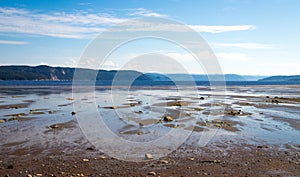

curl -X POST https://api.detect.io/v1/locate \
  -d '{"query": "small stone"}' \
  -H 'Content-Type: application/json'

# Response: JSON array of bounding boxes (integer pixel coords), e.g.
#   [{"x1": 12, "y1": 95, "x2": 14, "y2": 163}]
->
[
  {"x1": 160, "y1": 160, "x2": 168, "y2": 164},
  {"x1": 0, "y1": 119, "x2": 6, "y2": 123},
  {"x1": 145, "y1": 153, "x2": 153, "y2": 160},
  {"x1": 147, "y1": 171, "x2": 156, "y2": 175},
  {"x1": 257, "y1": 145, "x2": 269, "y2": 149},
  {"x1": 163, "y1": 115, "x2": 173, "y2": 122},
  {"x1": 36, "y1": 174, "x2": 43, "y2": 177},
  {"x1": 213, "y1": 160, "x2": 221, "y2": 163},
  {"x1": 71, "y1": 112, "x2": 76, "y2": 115},
  {"x1": 194, "y1": 107, "x2": 204, "y2": 111},
  {"x1": 48, "y1": 110, "x2": 55, "y2": 114},
  {"x1": 99, "y1": 155, "x2": 106, "y2": 159},
  {"x1": 200, "y1": 97, "x2": 205, "y2": 100},
  {"x1": 135, "y1": 110, "x2": 143, "y2": 114},
  {"x1": 49, "y1": 124, "x2": 59, "y2": 129},
  {"x1": 26, "y1": 175, "x2": 32, "y2": 177},
  {"x1": 229, "y1": 110, "x2": 240, "y2": 116},
  {"x1": 82, "y1": 158, "x2": 89, "y2": 162},
  {"x1": 129, "y1": 103, "x2": 136, "y2": 107},
  {"x1": 214, "y1": 124, "x2": 222, "y2": 128},
  {"x1": 137, "y1": 132, "x2": 143, "y2": 135},
  {"x1": 189, "y1": 157, "x2": 195, "y2": 161}
]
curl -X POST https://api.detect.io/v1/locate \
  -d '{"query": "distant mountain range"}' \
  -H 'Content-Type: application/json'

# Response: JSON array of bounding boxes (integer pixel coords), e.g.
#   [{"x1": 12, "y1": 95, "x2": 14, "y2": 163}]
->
[
  {"x1": 145, "y1": 73, "x2": 266, "y2": 81},
  {"x1": 258, "y1": 75, "x2": 300, "y2": 82},
  {"x1": 0, "y1": 65, "x2": 296, "y2": 82},
  {"x1": 0, "y1": 65, "x2": 150, "y2": 81}
]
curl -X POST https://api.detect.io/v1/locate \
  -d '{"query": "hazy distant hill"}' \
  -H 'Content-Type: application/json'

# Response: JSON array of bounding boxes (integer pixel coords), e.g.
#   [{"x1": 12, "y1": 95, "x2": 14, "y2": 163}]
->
[
  {"x1": 241, "y1": 75, "x2": 268, "y2": 81},
  {"x1": 0, "y1": 65, "x2": 151, "y2": 81},
  {"x1": 146, "y1": 73, "x2": 260, "y2": 81},
  {"x1": 0, "y1": 65, "x2": 272, "y2": 82},
  {"x1": 258, "y1": 75, "x2": 300, "y2": 82}
]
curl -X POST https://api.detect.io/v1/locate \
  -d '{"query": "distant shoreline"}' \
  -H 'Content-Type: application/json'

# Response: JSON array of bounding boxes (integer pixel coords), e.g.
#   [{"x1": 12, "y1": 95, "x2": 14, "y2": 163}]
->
[{"x1": 1, "y1": 80, "x2": 300, "y2": 87}]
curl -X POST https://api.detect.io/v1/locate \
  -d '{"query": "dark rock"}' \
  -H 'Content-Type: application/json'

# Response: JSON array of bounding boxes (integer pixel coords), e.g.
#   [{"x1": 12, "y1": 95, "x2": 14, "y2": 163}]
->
[
  {"x1": 86, "y1": 147, "x2": 95, "y2": 151},
  {"x1": 257, "y1": 145, "x2": 269, "y2": 149},
  {"x1": 135, "y1": 110, "x2": 143, "y2": 114},
  {"x1": 7, "y1": 165, "x2": 13, "y2": 169}
]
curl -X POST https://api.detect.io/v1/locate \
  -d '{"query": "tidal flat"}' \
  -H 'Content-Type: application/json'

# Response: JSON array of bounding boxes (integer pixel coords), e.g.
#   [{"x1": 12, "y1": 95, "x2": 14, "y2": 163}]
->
[{"x1": 0, "y1": 85, "x2": 299, "y2": 176}]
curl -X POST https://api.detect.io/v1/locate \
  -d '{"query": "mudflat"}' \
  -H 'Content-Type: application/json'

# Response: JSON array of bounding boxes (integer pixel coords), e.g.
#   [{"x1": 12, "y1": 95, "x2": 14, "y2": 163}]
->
[{"x1": 0, "y1": 86, "x2": 299, "y2": 176}]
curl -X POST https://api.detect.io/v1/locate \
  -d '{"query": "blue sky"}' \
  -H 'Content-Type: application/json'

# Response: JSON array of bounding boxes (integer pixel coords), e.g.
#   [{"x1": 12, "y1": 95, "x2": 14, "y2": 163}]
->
[{"x1": 0, "y1": 0, "x2": 299, "y2": 75}]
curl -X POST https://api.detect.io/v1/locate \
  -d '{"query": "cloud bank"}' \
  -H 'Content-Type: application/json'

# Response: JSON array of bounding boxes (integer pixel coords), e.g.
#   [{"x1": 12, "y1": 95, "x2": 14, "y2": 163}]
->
[{"x1": 0, "y1": 7, "x2": 256, "y2": 39}]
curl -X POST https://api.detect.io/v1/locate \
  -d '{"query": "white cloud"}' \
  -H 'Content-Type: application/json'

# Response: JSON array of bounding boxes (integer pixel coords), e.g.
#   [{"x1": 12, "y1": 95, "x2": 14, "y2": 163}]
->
[
  {"x1": 101, "y1": 60, "x2": 120, "y2": 70},
  {"x1": 39, "y1": 62, "x2": 50, "y2": 66},
  {"x1": 129, "y1": 8, "x2": 167, "y2": 17},
  {"x1": 39, "y1": 12, "x2": 126, "y2": 25},
  {"x1": 0, "y1": 7, "x2": 256, "y2": 39},
  {"x1": 0, "y1": 7, "x2": 28, "y2": 15},
  {"x1": 216, "y1": 53, "x2": 250, "y2": 61},
  {"x1": 213, "y1": 42, "x2": 271, "y2": 49},
  {"x1": 112, "y1": 20, "x2": 255, "y2": 34},
  {"x1": 0, "y1": 7, "x2": 123, "y2": 39},
  {"x1": 189, "y1": 25, "x2": 255, "y2": 33},
  {"x1": 78, "y1": 2, "x2": 92, "y2": 6},
  {"x1": 0, "y1": 40, "x2": 28, "y2": 45},
  {"x1": 260, "y1": 62, "x2": 300, "y2": 75}
]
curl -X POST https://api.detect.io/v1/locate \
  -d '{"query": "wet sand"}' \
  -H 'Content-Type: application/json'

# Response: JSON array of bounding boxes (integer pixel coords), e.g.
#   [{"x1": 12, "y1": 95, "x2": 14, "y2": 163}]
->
[{"x1": 0, "y1": 85, "x2": 300, "y2": 176}]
